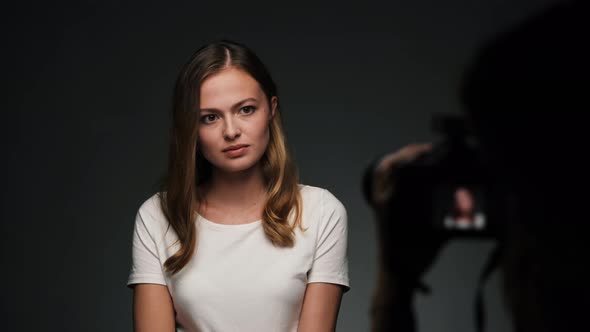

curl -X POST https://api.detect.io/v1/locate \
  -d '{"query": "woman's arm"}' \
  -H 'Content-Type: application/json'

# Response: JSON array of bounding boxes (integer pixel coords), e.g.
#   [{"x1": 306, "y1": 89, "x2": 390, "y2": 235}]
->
[
  {"x1": 297, "y1": 282, "x2": 344, "y2": 332},
  {"x1": 132, "y1": 284, "x2": 176, "y2": 332}
]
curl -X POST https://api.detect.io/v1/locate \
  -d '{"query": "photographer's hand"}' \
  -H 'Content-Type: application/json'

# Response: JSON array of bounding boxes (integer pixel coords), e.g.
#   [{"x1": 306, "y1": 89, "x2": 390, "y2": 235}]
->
[{"x1": 371, "y1": 143, "x2": 433, "y2": 210}]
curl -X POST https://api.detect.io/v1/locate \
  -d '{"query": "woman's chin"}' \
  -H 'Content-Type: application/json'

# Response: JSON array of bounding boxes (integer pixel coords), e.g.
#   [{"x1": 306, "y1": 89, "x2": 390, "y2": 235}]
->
[{"x1": 214, "y1": 161, "x2": 260, "y2": 174}]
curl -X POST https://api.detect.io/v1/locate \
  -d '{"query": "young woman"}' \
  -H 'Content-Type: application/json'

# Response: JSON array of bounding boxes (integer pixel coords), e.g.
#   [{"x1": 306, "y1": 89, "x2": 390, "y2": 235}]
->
[{"x1": 126, "y1": 40, "x2": 350, "y2": 332}]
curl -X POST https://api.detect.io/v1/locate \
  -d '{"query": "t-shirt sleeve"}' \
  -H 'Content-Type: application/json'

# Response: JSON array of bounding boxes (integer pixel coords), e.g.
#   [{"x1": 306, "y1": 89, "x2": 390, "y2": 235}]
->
[
  {"x1": 307, "y1": 189, "x2": 351, "y2": 293},
  {"x1": 127, "y1": 207, "x2": 167, "y2": 288}
]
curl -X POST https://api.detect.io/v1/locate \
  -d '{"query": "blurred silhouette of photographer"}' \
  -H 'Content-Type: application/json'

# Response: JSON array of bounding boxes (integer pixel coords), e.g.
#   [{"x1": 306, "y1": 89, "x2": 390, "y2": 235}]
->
[{"x1": 363, "y1": 1, "x2": 589, "y2": 331}]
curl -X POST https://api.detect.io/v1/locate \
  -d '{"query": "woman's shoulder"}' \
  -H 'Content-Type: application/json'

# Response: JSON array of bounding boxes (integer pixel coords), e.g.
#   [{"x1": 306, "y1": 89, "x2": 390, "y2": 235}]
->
[
  {"x1": 298, "y1": 183, "x2": 346, "y2": 212},
  {"x1": 298, "y1": 183, "x2": 325, "y2": 200},
  {"x1": 297, "y1": 184, "x2": 348, "y2": 236},
  {"x1": 135, "y1": 191, "x2": 170, "y2": 233},
  {"x1": 137, "y1": 191, "x2": 165, "y2": 215}
]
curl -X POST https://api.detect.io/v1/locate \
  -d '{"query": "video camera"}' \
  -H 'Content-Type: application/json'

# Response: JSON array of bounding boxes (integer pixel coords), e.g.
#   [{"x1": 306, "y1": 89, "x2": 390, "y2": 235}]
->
[{"x1": 390, "y1": 113, "x2": 512, "y2": 240}]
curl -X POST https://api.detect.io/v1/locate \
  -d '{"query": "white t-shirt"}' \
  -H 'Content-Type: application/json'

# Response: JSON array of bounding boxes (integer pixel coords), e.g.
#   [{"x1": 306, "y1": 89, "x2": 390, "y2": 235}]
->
[
  {"x1": 443, "y1": 213, "x2": 486, "y2": 230},
  {"x1": 127, "y1": 184, "x2": 350, "y2": 332}
]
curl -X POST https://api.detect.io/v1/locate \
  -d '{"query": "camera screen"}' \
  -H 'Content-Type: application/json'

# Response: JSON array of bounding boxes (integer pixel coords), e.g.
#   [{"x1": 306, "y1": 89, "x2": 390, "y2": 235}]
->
[{"x1": 433, "y1": 183, "x2": 487, "y2": 232}]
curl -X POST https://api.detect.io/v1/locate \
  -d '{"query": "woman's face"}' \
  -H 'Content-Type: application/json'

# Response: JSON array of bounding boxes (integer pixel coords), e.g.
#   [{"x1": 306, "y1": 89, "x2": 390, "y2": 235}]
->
[
  {"x1": 198, "y1": 66, "x2": 276, "y2": 175},
  {"x1": 455, "y1": 188, "x2": 474, "y2": 214}
]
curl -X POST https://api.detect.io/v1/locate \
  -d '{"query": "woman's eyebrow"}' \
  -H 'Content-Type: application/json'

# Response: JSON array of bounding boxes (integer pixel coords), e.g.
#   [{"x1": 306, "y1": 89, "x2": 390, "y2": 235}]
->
[
  {"x1": 200, "y1": 98, "x2": 258, "y2": 113},
  {"x1": 233, "y1": 97, "x2": 258, "y2": 108}
]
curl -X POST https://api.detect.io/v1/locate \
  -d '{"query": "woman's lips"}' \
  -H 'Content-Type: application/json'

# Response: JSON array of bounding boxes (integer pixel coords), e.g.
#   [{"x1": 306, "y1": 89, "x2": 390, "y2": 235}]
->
[{"x1": 223, "y1": 145, "x2": 248, "y2": 157}]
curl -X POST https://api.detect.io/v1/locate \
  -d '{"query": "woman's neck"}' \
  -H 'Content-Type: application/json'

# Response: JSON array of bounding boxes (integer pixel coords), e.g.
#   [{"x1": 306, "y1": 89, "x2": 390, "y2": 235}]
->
[{"x1": 203, "y1": 163, "x2": 267, "y2": 208}]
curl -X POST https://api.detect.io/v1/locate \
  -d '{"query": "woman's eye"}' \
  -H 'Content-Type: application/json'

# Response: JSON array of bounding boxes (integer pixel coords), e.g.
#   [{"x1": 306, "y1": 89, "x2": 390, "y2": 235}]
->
[
  {"x1": 239, "y1": 106, "x2": 256, "y2": 114},
  {"x1": 200, "y1": 114, "x2": 218, "y2": 124}
]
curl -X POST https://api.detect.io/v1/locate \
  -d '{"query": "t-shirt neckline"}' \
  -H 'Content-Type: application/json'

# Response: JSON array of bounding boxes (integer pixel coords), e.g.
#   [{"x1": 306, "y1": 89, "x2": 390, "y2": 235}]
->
[{"x1": 197, "y1": 213, "x2": 262, "y2": 229}]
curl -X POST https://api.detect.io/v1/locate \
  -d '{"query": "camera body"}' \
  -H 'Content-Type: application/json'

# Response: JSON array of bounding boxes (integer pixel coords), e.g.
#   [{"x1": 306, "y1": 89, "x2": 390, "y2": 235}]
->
[{"x1": 392, "y1": 114, "x2": 510, "y2": 239}]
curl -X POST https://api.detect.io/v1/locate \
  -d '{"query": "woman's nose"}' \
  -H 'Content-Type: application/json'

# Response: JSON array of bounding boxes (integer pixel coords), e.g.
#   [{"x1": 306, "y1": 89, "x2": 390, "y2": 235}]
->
[{"x1": 223, "y1": 118, "x2": 241, "y2": 140}]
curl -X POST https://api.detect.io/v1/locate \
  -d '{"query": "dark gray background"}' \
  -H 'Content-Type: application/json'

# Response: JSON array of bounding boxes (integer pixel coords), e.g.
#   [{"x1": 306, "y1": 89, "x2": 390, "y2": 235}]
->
[{"x1": 3, "y1": 0, "x2": 560, "y2": 331}]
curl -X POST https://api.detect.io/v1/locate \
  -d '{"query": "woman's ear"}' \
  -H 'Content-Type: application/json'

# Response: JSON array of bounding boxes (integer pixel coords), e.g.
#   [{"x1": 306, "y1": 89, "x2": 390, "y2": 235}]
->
[{"x1": 270, "y1": 96, "x2": 278, "y2": 120}]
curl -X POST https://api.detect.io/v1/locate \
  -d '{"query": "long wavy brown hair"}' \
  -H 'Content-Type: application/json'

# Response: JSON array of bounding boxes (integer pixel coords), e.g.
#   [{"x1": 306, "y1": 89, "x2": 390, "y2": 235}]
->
[{"x1": 155, "y1": 40, "x2": 305, "y2": 275}]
